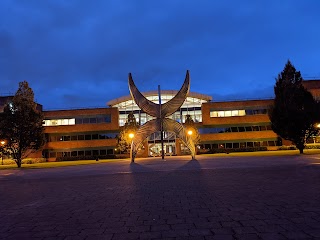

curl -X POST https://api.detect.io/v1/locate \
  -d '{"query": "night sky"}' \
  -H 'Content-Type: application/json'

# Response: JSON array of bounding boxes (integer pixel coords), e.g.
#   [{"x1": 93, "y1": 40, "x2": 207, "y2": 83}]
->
[{"x1": 1, "y1": 1, "x2": 320, "y2": 110}]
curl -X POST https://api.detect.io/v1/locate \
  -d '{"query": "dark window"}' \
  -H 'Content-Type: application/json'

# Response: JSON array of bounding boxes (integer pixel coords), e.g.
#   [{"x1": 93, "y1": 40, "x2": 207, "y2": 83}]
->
[
  {"x1": 71, "y1": 135, "x2": 77, "y2": 141},
  {"x1": 231, "y1": 127, "x2": 238, "y2": 132},
  {"x1": 261, "y1": 141, "x2": 268, "y2": 146},
  {"x1": 78, "y1": 135, "x2": 84, "y2": 140},
  {"x1": 252, "y1": 126, "x2": 260, "y2": 131},
  {"x1": 71, "y1": 151, "x2": 77, "y2": 156},
  {"x1": 78, "y1": 151, "x2": 84, "y2": 156},
  {"x1": 233, "y1": 143, "x2": 239, "y2": 148},
  {"x1": 100, "y1": 149, "x2": 106, "y2": 155},
  {"x1": 245, "y1": 126, "x2": 252, "y2": 132},
  {"x1": 254, "y1": 142, "x2": 260, "y2": 147},
  {"x1": 57, "y1": 136, "x2": 63, "y2": 141},
  {"x1": 99, "y1": 134, "x2": 106, "y2": 139},
  {"x1": 90, "y1": 118, "x2": 97, "y2": 123},
  {"x1": 85, "y1": 135, "x2": 91, "y2": 140},
  {"x1": 225, "y1": 128, "x2": 232, "y2": 132},
  {"x1": 85, "y1": 150, "x2": 91, "y2": 156},
  {"x1": 63, "y1": 136, "x2": 71, "y2": 141},
  {"x1": 240, "y1": 142, "x2": 246, "y2": 148},
  {"x1": 63, "y1": 152, "x2": 71, "y2": 157},
  {"x1": 75, "y1": 118, "x2": 83, "y2": 124},
  {"x1": 97, "y1": 117, "x2": 104, "y2": 123},
  {"x1": 92, "y1": 134, "x2": 99, "y2": 140},
  {"x1": 92, "y1": 150, "x2": 99, "y2": 156},
  {"x1": 238, "y1": 127, "x2": 245, "y2": 132},
  {"x1": 266, "y1": 125, "x2": 272, "y2": 130},
  {"x1": 247, "y1": 142, "x2": 254, "y2": 147},
  {"x1": 217, "y1": 128, "x2": 225, "y2": 133},
  {"x1": 226, "y1": 143, "x2": 232, "y2": 148},
  {"x1": 83, "y1": 118, "x2": 90, "y2": 124},
  {"x1": 107, "y1": 149, "x2": 113, "y2": 154},
  {"x1": 204, "y1": 144, "x2": 211, "y2": 149},
  {"x1": 49, "y1": 152, "x2": 56, "y2": 158},
  {"x1": 56, "y1": 152, "x2": 63, "y2": 157},
  {"x1": 259, "y1": 126, "x2": 267, "y2": 131},
  {"x1": 212, "y1": 144, "x2": 218, "y2": 149},
  {"x1": 246, "y1": 110, "x2": 253, "y2": 115},
  {"x1": 105, "y1": 115, "x2": 111, "y2": 123},
  {"x1": 268, "y1": 141, "x2": 275, "y2": 146}
]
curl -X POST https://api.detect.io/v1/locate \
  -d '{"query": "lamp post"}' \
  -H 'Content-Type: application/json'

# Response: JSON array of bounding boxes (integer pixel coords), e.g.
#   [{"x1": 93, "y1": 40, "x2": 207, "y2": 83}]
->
[
  {"x1": 129, "y1": 133, "x2": 135, "y2": 163},
  {"x1": 1, "y1": 140, "x2": 5, "y2": 165}
]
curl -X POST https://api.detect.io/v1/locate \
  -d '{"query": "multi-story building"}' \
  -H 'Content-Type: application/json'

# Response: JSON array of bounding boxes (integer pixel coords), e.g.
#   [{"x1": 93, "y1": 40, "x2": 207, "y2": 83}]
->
[{"x1": 1, "y1": 80, "x2": 319, "y2": 161}]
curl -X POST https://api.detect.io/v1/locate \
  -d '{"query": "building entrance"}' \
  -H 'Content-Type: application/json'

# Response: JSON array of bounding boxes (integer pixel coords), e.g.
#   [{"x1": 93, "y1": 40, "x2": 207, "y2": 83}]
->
[{"x1": 148, "y1": 131, "x2": 176, "y2": 157}]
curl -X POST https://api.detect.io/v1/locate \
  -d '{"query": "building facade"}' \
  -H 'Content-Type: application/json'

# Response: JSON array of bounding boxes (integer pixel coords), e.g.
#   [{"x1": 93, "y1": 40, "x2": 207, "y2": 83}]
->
[{"x1": 1, "y1": 80, "x2": 319, "y2": 161}]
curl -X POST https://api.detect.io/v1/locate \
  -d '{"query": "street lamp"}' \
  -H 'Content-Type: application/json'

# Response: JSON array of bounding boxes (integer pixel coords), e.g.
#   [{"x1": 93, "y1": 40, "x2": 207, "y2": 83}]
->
[
  {"x1": 1, "y1": 140, "x2": 5, "y2": 165},
  {"x1": 187, "y1": 130, "x2": 193, "y2": 136}
]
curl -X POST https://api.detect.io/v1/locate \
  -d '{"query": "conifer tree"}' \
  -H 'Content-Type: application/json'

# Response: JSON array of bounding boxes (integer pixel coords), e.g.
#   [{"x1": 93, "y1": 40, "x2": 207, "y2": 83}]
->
[{"x1": 269, "y1": 60, "x2": 318, "y2": 153}]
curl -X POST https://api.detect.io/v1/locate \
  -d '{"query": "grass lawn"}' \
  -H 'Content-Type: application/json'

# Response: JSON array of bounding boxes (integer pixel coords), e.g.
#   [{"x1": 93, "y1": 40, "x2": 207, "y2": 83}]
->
[
  {"x1": 0, "y1": 158, "x2": 128, "y2": 170},
  {"x1": 1, "y1": 149, "x2": 320, "y2": 170}
]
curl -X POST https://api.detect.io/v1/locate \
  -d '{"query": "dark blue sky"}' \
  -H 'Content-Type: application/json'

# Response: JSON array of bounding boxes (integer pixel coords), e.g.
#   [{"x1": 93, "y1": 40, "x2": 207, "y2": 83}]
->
[{"x1": 1, "y1": 1, "x2": 320, "y2": 110}]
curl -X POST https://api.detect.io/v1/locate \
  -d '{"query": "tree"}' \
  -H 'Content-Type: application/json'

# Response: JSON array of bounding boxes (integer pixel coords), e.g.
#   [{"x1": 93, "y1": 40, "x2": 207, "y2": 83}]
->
[
  {"x1": 0, "y1": 81, "x2": 45, "y2": 167},
  {"x1": 117, "y1": 112, "x2": 139, "y2": 153},
  {"x1": 269, "y1": 60, "x2": 318, "y2": 154}
]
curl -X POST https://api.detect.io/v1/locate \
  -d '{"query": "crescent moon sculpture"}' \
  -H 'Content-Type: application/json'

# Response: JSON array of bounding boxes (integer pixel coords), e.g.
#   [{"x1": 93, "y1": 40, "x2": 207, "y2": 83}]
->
[
  {"x1": 128, "y1": 71, "x2": 190, "y2": 118},
  {"x1": 128, "y1": 70, "x2": 196, "y2": 162}
]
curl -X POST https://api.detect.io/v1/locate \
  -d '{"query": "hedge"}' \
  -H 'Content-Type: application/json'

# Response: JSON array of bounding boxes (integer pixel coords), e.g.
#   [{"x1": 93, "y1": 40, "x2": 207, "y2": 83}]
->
[
  {"x1": 56, "y1": 154, "x2": 124, "y2": 162},
  {"x1": 199, "y1": 147, "x2": 268, "y2": 154}
]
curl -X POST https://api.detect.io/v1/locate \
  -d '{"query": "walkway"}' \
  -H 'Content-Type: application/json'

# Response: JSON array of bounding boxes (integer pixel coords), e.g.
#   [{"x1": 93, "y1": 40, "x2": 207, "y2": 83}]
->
[{"x1": 1, "y1": 154, "x2": 320, "y2": 239}]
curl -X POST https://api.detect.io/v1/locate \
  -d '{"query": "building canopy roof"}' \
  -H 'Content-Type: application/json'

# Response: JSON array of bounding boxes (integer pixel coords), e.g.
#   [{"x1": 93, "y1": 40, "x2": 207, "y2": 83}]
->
[{"x1": 107, "y1": 90, "x2": 212, "y2": 109}]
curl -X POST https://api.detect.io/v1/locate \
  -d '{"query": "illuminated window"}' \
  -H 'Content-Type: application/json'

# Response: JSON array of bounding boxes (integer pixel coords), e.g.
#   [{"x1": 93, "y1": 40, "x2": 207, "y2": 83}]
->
[
  {"x1": 43, "y1": 118, "x2": 76, "y2": 126},
  {"x1": 210, "y1": 110, "x2": 246, "y2": 118}
]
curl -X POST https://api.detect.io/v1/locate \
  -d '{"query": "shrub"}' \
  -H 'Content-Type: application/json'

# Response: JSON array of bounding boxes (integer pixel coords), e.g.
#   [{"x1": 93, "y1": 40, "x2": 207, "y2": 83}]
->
[
  {"x1": 55, "y1": 154, "x2": 125, "y2": 162},
  {"x1": 21, "y1": 158, "x2": 46, "y2": 164},
  {"x1": 278, "y1": 145, "x2": 297, "y2": 150},
  {"x1": 200, "y1": 147, "x2": 267, "y2": 154}
]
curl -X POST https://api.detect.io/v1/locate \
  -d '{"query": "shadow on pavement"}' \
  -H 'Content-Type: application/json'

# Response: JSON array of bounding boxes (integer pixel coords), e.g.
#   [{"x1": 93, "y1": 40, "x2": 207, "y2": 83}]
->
[
  {"x1": 129, "y1": 162, "x2": 154, "y2": 173},
  {"x1": 176, "y1": 159, "x2": 202, "y2": 171}
]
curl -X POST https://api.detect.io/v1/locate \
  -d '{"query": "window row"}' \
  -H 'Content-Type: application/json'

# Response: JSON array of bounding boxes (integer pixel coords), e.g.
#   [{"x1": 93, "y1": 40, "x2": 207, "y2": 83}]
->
[
  {"x1": 199, "y1": 125, "x2": 272, "y2": 134},
  {"x1": 48, "y1": 149, "x2": 115, "y2": 158},
  {"x1": 199, "y1": 140, "x2": 280, "y2": 149},
  {"x1": 119, "y1": 109, "x2": 202, "y2": 126},
  {"x1": 43, "y1": 115, "x2": 112, "y2": 126},
  {"x1": 43, "y1": 119, "x2": 75, "y2": 126},
  {"x1": 210, "y1": 108, "x2": 268, "y2": 118},
  {"x1": 48, "y1": 133, "x2": 118, "y2": 142},
  {"x1": 75, "y1": 115, "x2": 111, "y2": 124}
]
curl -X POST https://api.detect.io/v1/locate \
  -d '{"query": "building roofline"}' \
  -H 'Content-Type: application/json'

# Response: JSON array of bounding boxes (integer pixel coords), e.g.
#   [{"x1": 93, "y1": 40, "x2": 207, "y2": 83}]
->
[{"x1": 107, "y1": 90, "x2": 212, "y2": 106}]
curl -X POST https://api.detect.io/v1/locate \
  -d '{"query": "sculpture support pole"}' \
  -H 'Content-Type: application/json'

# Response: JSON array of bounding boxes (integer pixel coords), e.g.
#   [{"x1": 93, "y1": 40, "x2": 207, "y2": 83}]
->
[
  {"x1": 130, "y1": 140, "x2": 134, "y2": 163},
  {"x1": 158, "y1": 85, "x2": 165, "y2": 160}
]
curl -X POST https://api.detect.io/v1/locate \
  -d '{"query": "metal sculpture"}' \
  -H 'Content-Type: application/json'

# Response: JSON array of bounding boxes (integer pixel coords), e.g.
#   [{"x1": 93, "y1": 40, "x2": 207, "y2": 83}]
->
[{"x1": 128, "y1": 70, "x2": 196, "y2": 162}]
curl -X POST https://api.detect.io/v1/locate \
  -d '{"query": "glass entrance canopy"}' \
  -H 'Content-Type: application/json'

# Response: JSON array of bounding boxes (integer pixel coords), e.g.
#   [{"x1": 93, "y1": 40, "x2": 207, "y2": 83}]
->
[{"x1": 107, "y1": 91, "x2": 212, "y2": 126}]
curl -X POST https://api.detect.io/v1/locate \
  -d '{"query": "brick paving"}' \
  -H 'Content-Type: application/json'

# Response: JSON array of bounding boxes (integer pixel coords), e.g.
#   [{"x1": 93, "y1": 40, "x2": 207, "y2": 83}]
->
[{"x1": 0, "y1": 155, "x2": 320, "y2": 240}]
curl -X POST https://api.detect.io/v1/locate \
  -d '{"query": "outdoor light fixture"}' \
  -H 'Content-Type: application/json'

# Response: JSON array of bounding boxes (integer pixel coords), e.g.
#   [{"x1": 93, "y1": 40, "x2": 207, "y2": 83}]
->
[
  {"x1": 0, "y1": 140, "x2": 5, "y2": 165},
  {"x1": 187, "y1": 130, "x2": 193, "y2": 136},
  {"x1": 317, "y1": 123, "x2": 320, "y2": 128},
  {"x1": 129, "y1": 133, "x2": 135, "y2": 139}
]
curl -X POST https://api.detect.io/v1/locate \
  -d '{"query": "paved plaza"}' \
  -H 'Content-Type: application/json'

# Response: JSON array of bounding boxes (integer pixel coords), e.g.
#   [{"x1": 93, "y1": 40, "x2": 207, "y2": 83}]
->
[{"x1": 0, "y1": 154, "x2": 320, "y2": 240}]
